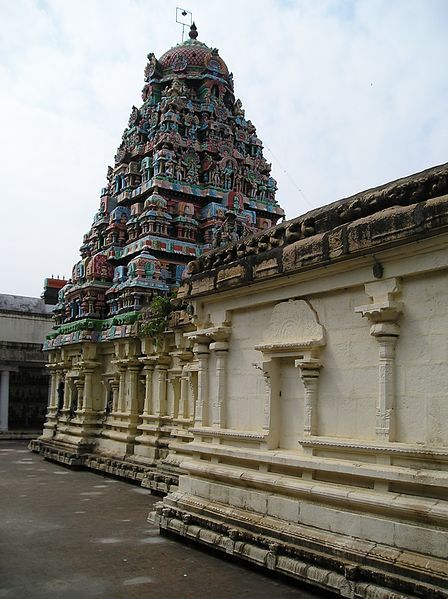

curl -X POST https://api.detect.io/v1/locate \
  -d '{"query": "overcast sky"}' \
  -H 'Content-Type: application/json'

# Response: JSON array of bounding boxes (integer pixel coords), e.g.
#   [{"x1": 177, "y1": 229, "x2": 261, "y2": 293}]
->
[{"x1": 1, "y1": 0, "x2": 447, "y2": 297}]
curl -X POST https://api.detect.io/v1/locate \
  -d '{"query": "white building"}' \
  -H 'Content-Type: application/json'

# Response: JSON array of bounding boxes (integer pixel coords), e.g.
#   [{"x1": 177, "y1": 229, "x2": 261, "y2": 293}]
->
[{"x1": 0, "y1": 295, "x2": 53, "y2": 433}]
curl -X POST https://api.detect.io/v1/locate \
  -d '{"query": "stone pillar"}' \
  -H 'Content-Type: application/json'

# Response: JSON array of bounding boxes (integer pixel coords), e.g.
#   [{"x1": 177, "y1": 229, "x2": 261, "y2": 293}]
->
[
  {"x1": 210, "y1": 341, "x2": 228, "y2": 428},
  {"x1": 179, "y1": 366, "x2": 190, "y2": 420},
  {"x1": 48, "y1": 369, "x2": 58, "y2": 410},
  {"x1": 63, "y1": 377, "x2": 72, "y2": 411},
  {"x1": 111, "y1": 378, "x2": 119, "y2": 413},
  {"x1": 42, "y1": 363, "x2": 59, "y2": 437},
  {"x1": 169, "y1": 373, "x2": 181, "y2": 420},
  {"x1": 101, "y1": 379, "x2": 110, "y2": 413},
  {"x1": 154, "y1": 363, "x2": 168, "y2": 417},
  {"x1": 45, "y1": 366, "x2": 60, "y2": 418},
  {"x1": 118, "y1": 365, "x2": 127, "y2": 413},
  {"x1": 260, "y1": 360, "x2": 281, "y2": 450},
  {"x1": 355, "y1": 278, "x2": 402, "y2": 442},
  {"x1": 187, "y1": 372, "x2": 197, "y2": 420},
  {"x1": 128, "y1": 365, "x2": 141, "y2": 414},
  {"x1": 0, "y1": 370, "x2": 10, "y2": 432},
  {"x1": 55, "y1": 371, "x2": 64, "y2": 413},
  {"x1": 193, "y1": 342, "x2": 210, "y2": 426},
  {"x1": 371, "y1": 323, "x2": 400, "y2": 441},
  {"x1": 61, "y1": 371, "x2": 73, "y2": 412},
  {"x1": 83, "y1": 369, "x2": 94, "y2": 412},
  {"x1": 295, "y1": 361, "x2": 322, "y2": 437},
  {"x1": 142, "y1": 365, "x2": 154, "y2": 415},
  {"x1": 74, "y1": 378, "x2": 85, "y2": 414}
]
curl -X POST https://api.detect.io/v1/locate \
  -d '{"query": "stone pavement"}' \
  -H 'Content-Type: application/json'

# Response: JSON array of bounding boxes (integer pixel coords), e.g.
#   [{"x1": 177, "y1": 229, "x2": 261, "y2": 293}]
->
[{"x1": 0, "y1": 441, "x2": 325, "y2": 599}]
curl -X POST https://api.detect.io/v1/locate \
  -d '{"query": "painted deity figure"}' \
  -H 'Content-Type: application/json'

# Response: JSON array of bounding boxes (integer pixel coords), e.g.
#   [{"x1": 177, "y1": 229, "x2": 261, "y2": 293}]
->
[
  {"x1": 166, "y1": 77, "x2": 186, "y2": 98},
  {"x1": 127, "y1": 263, "x2": 136, "y2": 279},
  {"x1": 144, "y1": 262, "x2": 155, "y2": 278},
  {"x1": 176, "y1": 160, "x2": 185, "y2": 182},
  {"x1": 234, "y1": 98, "x2": 245, "y2": 117},
  {"x1": 212, "y1": 166, "x2": 222, "y2": 187},
  {"x1": 188, "y1": 116, "x2": 199, "y2": 140},
  {"x1": 235, "y1": 172, "x2": 244, "y2": 192},
  {"x1": 223, "y1": 163, "x2": 234, "y2": 190},
  {"x1": 166, "y1": 160, "x2": 175, "y2": 178},
  {"x1": 186, "y1": 163, "x2": 199, "y2": 184}
]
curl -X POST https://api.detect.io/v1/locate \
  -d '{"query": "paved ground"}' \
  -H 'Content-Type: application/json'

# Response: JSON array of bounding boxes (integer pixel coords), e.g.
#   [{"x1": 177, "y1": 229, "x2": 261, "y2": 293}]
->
[{"x1": 0, "y1": 441, "x2": 325, "y2": 599}]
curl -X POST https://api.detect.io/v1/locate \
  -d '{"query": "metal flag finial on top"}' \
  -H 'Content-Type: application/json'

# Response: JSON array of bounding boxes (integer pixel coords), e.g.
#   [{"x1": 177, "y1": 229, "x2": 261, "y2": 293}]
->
[{"x1": 176, "y1": 7, "x2": 193, "y2": 42}]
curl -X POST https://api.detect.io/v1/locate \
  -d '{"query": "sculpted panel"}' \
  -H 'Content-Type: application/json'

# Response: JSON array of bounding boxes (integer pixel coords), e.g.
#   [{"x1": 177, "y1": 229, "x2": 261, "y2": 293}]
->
[{"x1": 264, "y1": 300, "x2": 324, "y2": 347}]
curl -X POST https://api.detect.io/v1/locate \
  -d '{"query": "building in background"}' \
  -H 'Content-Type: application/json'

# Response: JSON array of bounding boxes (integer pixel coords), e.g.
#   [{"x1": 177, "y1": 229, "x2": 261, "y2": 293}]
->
[{"x1": 0, "y1": 278, "x2": 65, "y2": 435}]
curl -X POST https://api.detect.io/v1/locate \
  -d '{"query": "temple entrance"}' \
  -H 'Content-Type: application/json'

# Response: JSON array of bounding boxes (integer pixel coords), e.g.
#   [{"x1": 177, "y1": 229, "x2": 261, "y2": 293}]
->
[
  {"x1": 278, "y1": 358, "x2": 303, "y2": 450},
  {"x1": 8, "y1": 369, "x2": 49, "y2": 430}
]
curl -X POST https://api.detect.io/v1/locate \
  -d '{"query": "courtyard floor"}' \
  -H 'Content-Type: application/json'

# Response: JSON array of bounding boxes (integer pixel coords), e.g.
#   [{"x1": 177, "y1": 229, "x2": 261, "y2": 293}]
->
[{"x1": 0, "y1": 441, "x2": 325, "y2": 599}]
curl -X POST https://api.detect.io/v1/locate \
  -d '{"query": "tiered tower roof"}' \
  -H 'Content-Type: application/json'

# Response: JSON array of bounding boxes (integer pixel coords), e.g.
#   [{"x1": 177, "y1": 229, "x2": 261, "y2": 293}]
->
[{"x1": 49, "y1": 24, "x2": 284, "y2": 347}]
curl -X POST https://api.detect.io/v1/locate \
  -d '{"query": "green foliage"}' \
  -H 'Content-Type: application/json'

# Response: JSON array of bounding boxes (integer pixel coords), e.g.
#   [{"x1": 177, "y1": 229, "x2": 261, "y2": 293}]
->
[{"x1": 140, "y1": 295, "x2": 172, "y2": 340}]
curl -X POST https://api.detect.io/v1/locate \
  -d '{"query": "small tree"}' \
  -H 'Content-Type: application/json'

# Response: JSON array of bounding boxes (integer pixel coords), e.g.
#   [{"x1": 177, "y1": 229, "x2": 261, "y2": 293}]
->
[{"x1": 140, "y1": 294, "x2": 172, "y2": 341}]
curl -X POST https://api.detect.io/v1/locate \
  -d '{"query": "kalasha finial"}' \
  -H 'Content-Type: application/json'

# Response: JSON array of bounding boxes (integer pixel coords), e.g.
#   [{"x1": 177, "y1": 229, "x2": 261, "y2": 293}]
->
[{"x1": 189, "y1": 22, "x2": 198, "y2": 39}]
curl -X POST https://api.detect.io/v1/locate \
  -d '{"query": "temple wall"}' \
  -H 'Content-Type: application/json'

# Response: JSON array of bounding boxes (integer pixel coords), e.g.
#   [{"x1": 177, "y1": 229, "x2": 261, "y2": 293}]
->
[
  {"x1": 224, "y1": 288, "x2": 380, "y2": 440},
  {"x1": 192, "y1": 241, "x2": 448, "y2": 448},
  {"x1": 308, "y1": 288, "x2": 378, "y2": 440},
  {"x1": 152, "y1": 232, "x2": 448, "y2": 595},
  {"x1": 226, "y1": 304, "x2": 272, "y2": 431},
  {"x1": 395, "y1": 272, "x2": 448, "y2": 445}
]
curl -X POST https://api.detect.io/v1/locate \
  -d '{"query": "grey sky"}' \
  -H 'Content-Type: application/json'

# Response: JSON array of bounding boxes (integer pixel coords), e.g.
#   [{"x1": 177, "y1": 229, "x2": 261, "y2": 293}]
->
[{"x1": 1, "y1": 0, "x2": 447, "y2": 297}]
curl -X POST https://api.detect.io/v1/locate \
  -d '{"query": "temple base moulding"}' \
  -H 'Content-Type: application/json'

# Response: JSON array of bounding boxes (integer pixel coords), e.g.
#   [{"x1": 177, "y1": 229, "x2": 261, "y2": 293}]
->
[
  {"x1": 29, "y1": 438, "x2": 180, "y2": 494},
  {"x1": 150, "y1": 493, "x2": 448, "y2": 599}
]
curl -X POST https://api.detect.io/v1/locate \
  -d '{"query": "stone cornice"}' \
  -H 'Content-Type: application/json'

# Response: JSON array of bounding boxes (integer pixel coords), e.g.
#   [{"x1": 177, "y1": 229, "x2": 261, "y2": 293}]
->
[
  {"x1": 299, "y1": 436, "x2": 448, "y2": 460},
  {"x1": 179, "y1": 163, "x2": 448, "y2": 299}
]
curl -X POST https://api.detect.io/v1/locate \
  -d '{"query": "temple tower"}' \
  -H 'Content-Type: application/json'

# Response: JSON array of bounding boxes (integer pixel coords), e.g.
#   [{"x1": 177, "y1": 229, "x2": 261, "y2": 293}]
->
[{"x1": 53, "y1": 23, "x2": 284, "y2": 331}]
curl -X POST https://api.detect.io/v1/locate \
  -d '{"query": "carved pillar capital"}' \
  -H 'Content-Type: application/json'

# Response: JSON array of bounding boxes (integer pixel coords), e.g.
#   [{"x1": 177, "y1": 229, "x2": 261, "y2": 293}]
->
[
  {"x1": 209, "y1": 341, "x2": 229, "y2": 353},
  {"x1": 193, "y1": 342, "x2": 210, "y2": 356},
  {"x1": 355, "y1": 277, "x2": 403, "y2": 324}
]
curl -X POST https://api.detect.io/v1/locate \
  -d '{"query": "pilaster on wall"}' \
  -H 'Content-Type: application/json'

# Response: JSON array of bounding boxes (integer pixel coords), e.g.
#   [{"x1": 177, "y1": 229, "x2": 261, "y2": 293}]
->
[
  {"x1": 192, "y1": 339, "x2": 210, "y2": 427},
  {"x1": 140, "y1": 360, "x2": 155, "y2": 416},
  {"x1": 174, "y1": 348, "x2": 194, "y2": 422},
  {"x1": 294, "y1": 353, "x2": 322, "y2": 437},
  {"x1": 40, "y1": 344, "x2": 103, "y2": 450},
  {"x1": 41, "y1": 361, "x2": 60, "y2": 437},
  {"x1": 74, "y1": 376, "x2": 85, "y2": 413},
  {"x1": 154, "y1": 360, "x2": 169, "y2": 417},
  {"x1": 209, "y1": 341, "x2": 229, "y2": 428},
  {"x1": 132, "y1": 337, "x2": 171, "y2": 463},
  {"x1": 186, "y1": 326, "x2": 231, "y2": 429},
  {"x1": 355, "y1": 278, "x2": 402, "y2": 442}
]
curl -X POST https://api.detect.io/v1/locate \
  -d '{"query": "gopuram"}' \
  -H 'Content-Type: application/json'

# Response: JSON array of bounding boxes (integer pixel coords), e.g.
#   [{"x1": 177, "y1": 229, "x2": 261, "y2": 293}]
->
[
  {"x1": 31, "y1": 24, "x2": 284, "y2": 481},
  {"x1": 32, "y1": 24, "x2": 448, "y2": 598}
]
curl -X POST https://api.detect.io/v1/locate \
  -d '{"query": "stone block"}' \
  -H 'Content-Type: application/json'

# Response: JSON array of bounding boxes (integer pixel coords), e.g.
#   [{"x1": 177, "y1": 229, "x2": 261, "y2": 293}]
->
[
  {"x1": 191, "y1": 276, "x2": 215, "y2": 295},
  {"x1": 189, "y1": 478, "x2": 211, "y2": 500},
  {"x1": 216, "y1": 265, "x2": 246, "y2": 287},
  {"x1": 209, "y1": 481, "x2": 230, "y2": 505},
  {"x1": 393, "y1": 521, "x2": 447, "y2": 559},
  {"x1": 253, "y1": 257, "x2": 279, "y2": 280},
  {"x1": 298, "y1": 502, "x2": 361, "y2": 538},
  {"x1": 242, "y1": 489, "x2": 268, "y2": 515},
  {"x1": 267, "y1": 495, "x2": 300, "y2": 522},
  {"x1": 228, "y1": 486, "x2": 246, "y2": 509}
]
